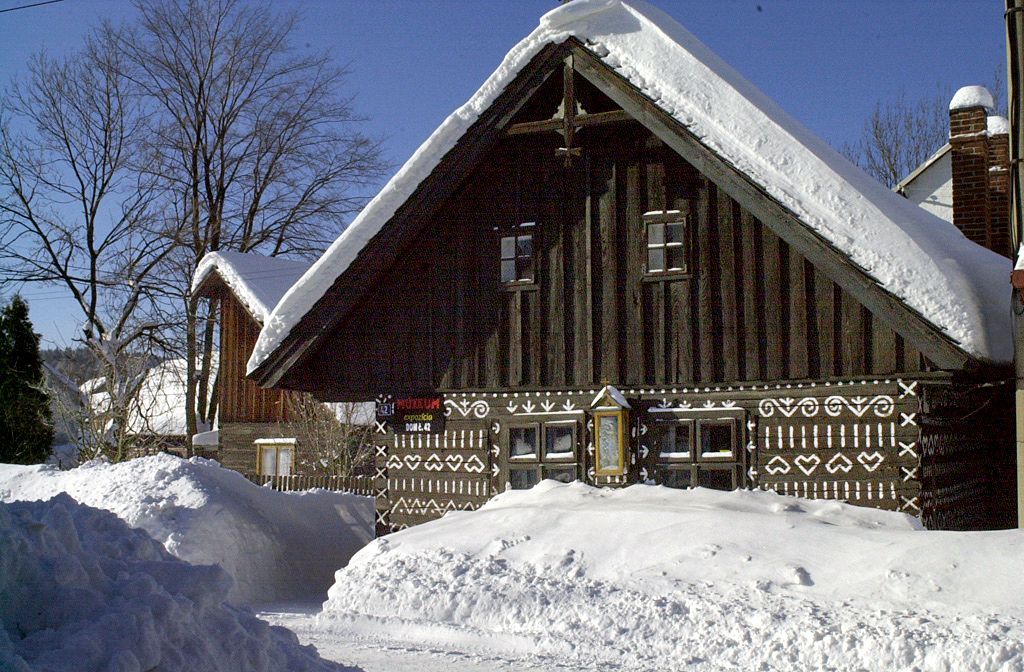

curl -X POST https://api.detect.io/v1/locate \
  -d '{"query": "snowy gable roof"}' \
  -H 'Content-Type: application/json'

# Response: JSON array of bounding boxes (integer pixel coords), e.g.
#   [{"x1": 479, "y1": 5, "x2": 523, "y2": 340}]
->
[
  {"x1": 249, "y1": 0, "x2": 1012, "y2": 375},
  {"x1": 192, "y1": 251, "x2": 311, "y2": 324}
]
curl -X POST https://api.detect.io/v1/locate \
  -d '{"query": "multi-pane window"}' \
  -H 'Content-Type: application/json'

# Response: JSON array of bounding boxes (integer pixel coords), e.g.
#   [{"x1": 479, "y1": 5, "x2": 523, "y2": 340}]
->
[
  {"x1": 508, "y1": 421, "x2": 578, "y2": 489},
  {"x1": 255, "y1": 438, "x2": 295, "y2": 476},
  {"x1": 653, "y1": 417, "x2": 740, "y2": 491},
  {"x1": 545, "y1": 424, "x2": 575, "y2": 459},
  {"x1": 644, "y1": 211, "x2": 687, "y2": 274},
  {"x1": 500, "y1": 222, "x2": 535, "y2": 283},
  {"x1": 510, "y1": 426, "x2": 538, "y2": 458}
]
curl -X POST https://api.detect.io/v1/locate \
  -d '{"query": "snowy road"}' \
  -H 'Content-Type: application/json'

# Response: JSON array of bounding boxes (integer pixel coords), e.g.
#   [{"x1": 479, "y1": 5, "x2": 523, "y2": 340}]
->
[{"x1": 259, "y1": 603, "x2": 581, "y2": 672}]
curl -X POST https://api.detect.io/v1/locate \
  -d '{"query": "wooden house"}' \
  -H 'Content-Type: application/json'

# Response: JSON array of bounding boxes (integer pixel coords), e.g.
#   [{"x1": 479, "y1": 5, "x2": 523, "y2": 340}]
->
[
  {"x1": 191, "y1": 251, "x2": 312, "y2": 476},
  {"x1": 245, "y1": 0, "x2": 1015, "y2": 533}
]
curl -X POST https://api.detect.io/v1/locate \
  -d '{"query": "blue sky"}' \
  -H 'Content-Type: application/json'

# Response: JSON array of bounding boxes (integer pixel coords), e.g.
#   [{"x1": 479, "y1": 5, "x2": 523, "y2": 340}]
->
[{"x1": 0, "y1": 0, "x2": 1008, "y2": 348}]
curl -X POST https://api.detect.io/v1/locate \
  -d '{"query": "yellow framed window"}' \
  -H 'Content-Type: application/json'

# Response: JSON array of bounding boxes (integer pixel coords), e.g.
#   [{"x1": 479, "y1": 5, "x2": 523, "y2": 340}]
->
[{"x1": 594, "y1": 410, "x2": 626, "y2": 476}]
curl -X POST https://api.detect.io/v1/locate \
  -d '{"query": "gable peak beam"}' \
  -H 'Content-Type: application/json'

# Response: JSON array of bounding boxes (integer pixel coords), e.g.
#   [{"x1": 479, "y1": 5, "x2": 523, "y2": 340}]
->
[
  {"x1": 565, "y1": 40, "x2": 972, "y2": 371},
  {"x1": 556, "y1": 54, "x2": 582, "y2": 166}
]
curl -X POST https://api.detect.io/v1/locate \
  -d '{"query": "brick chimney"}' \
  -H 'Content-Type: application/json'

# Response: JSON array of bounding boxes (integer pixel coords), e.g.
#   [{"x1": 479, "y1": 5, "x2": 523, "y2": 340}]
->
[{"x1": 949, "y1": 85, "x2": 1011, "y2": 257}]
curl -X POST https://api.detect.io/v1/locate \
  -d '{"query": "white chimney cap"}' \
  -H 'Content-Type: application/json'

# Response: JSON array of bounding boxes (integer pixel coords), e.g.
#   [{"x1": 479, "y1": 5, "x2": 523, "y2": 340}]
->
[
  {"x1": 949, "y1": 85, "x2": 994, "y2": 112},
  {"x1": 987, "y1": 115, "x2": 1009, "y2": 135}
]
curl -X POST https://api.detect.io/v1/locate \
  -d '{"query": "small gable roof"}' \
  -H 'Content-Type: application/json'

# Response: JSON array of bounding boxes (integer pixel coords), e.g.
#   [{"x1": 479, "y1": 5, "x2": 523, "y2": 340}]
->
[
  {"x1": 248, "y1": 0, "x2": 1012, "y2": 378},
  {"x1": 192, "y1": 251, "x2": 311, "y2": 324}
]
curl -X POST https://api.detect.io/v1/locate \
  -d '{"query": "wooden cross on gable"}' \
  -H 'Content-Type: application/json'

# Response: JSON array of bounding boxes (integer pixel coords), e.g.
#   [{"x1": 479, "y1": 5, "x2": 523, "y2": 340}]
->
[
  {"x1": 504, "y1": 50, "x2": 633, "y2": 163},
  {"x1": 556, "y1": 55, "x2": 583, "y2": 167}
]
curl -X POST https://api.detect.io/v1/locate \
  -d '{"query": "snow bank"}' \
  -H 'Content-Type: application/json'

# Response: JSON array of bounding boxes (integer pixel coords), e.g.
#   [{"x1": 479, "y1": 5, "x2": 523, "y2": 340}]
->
[
  {"x1": 0, "y1": 454, "x2": 374, "y2": 605},
  {"x1": 0, "y1": 495, "x2": 352, "y2": 672},
  {"x1": 192, "y1": 250, "x2": 311, "y2": 324},
  {"x1": 250, "y1": 0, "x2": 1012, "y2": 374},
  {"x1": 322, "y1": 481, "x2": 1024, "y2": 671}
]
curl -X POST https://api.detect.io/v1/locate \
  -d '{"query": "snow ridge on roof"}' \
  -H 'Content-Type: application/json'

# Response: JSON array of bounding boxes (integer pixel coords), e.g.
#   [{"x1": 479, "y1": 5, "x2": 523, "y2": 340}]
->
[
  {"x1": 249, "y1": 0, "x2": 1011, "y2": 373},
  {"x1": 192, "y1": 251, "x2": 311, "y2": 324}
]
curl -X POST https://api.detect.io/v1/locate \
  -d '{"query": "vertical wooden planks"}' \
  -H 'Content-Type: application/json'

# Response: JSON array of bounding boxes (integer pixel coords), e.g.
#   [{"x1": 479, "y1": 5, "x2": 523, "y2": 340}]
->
[
  {"x1": 598, "y1": 161, "x2": 619, "y2": 382},
  {"x1": 762, "y1": 225, "x2": 783, "y2": 380},
  {"x1": 788, "y1": 247, "x2": 809, "y2": 379},
  {"x1": 872, "y1": 315, "x2": 898, "y2": 374},
  {"x1": 740, "y1": 211, "x2": 761, "y2": 381},
  {"x1": 813, "y1": 269, "x2": 835, "y2": 378},
  {"x1": 697, "y1": 178, "x2": 716, "y2": 382},
  {"x1": 624, "y1": 163, "x2": 645, "y2": 384},
  {"x1": 718, "y1": 192, "x2": 739, "y2": 380},
  {"x1": 544, "y1": 185, "x2": 566, "y2": 387},
  {"x1": 571, "y1": 166, "x2": 593, "y2": 385},
  {"x1": 669, "y1": 280, "x2": 692, "y2": 382},
  {"x1": 903, "y1": 339, "x2": 923, "y2": 372},
  {"x1": 841, "y1": 291, "x2": 866, "y2": 374},
  {"x1": 647, "y1": 161, "x2": 667, "y2": 383},
  {"x1": 525, "y1": 290, "x2": 540, "y2": 385}
]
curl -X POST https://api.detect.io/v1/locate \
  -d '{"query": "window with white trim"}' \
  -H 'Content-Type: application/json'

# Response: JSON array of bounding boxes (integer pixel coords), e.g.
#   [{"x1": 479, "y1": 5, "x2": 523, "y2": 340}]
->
[
  {"x1": 507, "y1": 421, "x2": 579, "y2": 489},
  {"x1": 653, "y1": 415, "x2": 741, "y2": 491},
  {"x1": 644, "y1": 210, "x2": 687, "y2": 275},
  {"x1": 500, "y1": 222, "x2": 536, "y2": 284}
]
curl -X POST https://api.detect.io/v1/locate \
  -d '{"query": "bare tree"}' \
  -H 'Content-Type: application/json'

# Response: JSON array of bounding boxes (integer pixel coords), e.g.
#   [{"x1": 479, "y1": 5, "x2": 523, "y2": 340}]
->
[
  {"x1": 842, "y1": 70, "x2": 1006, "y2": 189},
  {"x1": 287, "y1": 394, "x2": 373, "y2": 479},
  {"x1": 0, "y1": 36, "x2": 180, "y2": 461},
  {"x1": 111, "y1": 0, "x2": 386, "y2": 446}
]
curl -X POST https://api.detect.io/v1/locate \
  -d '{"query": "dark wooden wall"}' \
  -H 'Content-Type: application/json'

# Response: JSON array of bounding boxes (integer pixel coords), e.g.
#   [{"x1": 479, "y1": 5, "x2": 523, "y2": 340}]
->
[
  {"x1": 220, "y1": 295, "x2": 291, "y2": 423},
  {"x1": 312, "y1": 124, "x2": 927, "y2": 398}
]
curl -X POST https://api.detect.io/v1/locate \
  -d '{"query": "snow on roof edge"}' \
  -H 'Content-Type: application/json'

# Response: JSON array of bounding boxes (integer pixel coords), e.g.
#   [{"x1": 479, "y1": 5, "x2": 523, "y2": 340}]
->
[
  {"x1": 249, "y1": 0, "x2": 1012, "y2": 375},
  {"x1": 193, "y1": 251, "x2": 312, "y2": 324},
  {"x1": 895, "y1": 143, "x2": 950, "y2": 193}
]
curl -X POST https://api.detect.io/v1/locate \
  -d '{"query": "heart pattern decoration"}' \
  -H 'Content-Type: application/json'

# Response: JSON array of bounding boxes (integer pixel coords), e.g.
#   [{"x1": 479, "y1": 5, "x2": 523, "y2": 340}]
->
[{"x1": 794, "y1": 454, "x2": 821, "y2": 476}]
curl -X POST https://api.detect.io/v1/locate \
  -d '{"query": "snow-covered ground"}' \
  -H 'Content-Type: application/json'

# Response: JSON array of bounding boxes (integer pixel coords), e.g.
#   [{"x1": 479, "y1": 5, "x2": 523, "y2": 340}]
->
[
  {"x1": 7, "y1": 457, "x2": 1024, "y2": 670},
  {"x1": 0, "y1": 454, "x2": 374, "y2": 604},
  {"x1": 0, "y1": 495, "x2": 352, "y2": 672},
  {"x1": 262, "y1": 481, "x2": 1024, "y2": 672}
]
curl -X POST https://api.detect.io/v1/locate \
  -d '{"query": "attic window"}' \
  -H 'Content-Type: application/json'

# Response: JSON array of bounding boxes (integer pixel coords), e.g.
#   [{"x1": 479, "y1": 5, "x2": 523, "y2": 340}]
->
[
  {"x1": 500, "y1": 222, "x2": 535, "y2": 284},
  {"x1": 644, "y1": 210, "x2": 687, "y2": 275}
]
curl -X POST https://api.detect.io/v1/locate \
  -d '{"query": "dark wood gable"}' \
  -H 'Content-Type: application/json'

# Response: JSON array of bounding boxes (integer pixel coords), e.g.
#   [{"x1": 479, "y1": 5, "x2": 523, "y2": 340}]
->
[
  {"x1": 254, "y1": 39, "x2": 980, "y2": 397},
  {"x1": 194, "y1": 275, "x2": 291, "y2": 423}
]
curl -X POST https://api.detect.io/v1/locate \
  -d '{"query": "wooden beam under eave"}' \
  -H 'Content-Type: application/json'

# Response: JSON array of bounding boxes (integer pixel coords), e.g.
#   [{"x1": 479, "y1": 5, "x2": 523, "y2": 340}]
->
[
  {"x1": 505, "y1": 109, "x2": 635, "y2": 136},
  {"x1": 567, "y1": 40, "x2": 974, "y2": 371}
]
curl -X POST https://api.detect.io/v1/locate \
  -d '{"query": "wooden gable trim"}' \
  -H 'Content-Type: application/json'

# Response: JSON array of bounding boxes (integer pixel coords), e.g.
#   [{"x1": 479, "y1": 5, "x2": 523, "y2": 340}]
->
[
  {"x1": 251, "y1": 42, "x2": 569, "y2": 388},
  {"x1": 192, "y1": 271, "x2": 263, "y2": 326},
  {"x1": 564, "y1": 41, "x2": 974, "y2": 371}
]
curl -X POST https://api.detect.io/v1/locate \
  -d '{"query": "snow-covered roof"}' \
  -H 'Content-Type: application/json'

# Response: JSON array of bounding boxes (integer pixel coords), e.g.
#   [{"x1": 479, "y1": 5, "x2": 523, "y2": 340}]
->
[
  {"x1": 591, "y1": 385, "x2": 631, "y2": 409},
  {"x1": 83, "y1": 358, "x2": 217, "y2": 437},
  {"x1": 895, "y1": 144, "x2": 951, "y2": 194},
  {"x1": 192, "y1": 251, "x2": 311, "y2": 324},
  {"x1": 249, "y1": 0, "x2": 1012, "y2": 373}
]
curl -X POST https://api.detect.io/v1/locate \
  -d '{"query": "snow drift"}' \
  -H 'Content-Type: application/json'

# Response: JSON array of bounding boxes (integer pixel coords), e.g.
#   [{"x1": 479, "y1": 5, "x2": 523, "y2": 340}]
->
[
  {"x1": 0, "y1": 454, "x2": 375, "y2": 605},
  {"x1": 322, "y1": 481, "x2": 1024, "y2": 671},
  {"x1": 0, "y1": 495, "x2": 352, "y2": 672}
]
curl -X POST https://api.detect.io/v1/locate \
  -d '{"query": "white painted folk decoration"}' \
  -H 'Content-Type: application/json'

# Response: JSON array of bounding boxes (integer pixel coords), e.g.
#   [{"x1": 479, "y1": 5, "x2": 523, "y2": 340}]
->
[{"x1": 444, "y1": 398, "x2": 490, "y2": 419}]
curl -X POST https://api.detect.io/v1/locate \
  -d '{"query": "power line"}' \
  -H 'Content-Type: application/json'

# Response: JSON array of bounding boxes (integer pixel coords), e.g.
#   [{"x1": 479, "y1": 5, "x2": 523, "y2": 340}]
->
[{"x1": 0, "y1": 0, "x2": 64, "y2": 14}]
